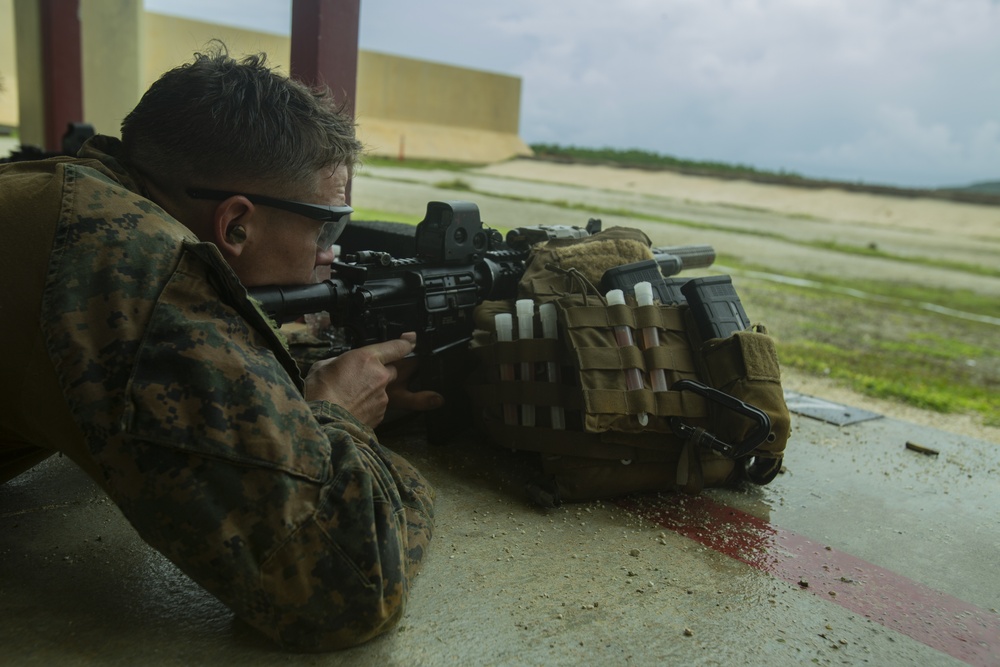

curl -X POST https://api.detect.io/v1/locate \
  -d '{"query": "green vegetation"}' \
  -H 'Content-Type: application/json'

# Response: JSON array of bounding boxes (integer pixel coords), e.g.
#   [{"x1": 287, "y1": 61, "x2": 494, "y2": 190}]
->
[
  {"x1": 350, "y1": 206, "x2": 514, "y2": 236},
  {"x1": 360, "y1": 156, "x2": 483, "y2": 172},
  {"x1": 350, "y1": 208, "x2": 424, "y2": 225},
  {"x1": 953, "y1": 181, "x2": 1000, "y2": 195},
  {"x1": 719, "y1": 255, "x2": 1000, "y2": 320},
  {"x1": 528, "y1": 143, "x2": 1000, "y2": 205},
  {"x1": 804, "y1": 241, "x2": 1000, "y2": 279},
  {"x1": 744, "y1": 282, "x2": 999, "y2": 426},
  {"x1": 433, "y1": 178, "x2": 473, "y2": 191},
  {"x1": 530, "y1": 143, "x2": 805, "y2": 180}
]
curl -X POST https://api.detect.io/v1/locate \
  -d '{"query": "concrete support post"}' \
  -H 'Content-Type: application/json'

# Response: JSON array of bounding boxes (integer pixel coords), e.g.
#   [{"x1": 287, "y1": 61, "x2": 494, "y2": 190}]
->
[
  {"x1": 34, "y1": 0, "x2": 84, "y2": 150},
  {"x1": 290, "y1": 0, "x2": 360, "y2": 202},
  {"x1": 290, "y1": 0, "x2": 359, "y2": 118},
  {"x1": 80, "y1": 0, "x2": 143, "y2": 138},
  {"x1": 13, "y1": 0, "x2": 49, "y2": 147}
]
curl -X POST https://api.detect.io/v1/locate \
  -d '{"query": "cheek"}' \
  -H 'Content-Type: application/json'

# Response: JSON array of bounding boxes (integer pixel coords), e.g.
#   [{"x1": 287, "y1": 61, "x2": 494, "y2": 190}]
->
[
  {"x1": 251, "y1": 225, "x2": 322, "y2": 284},
  {"x1": 296, "y1": 236, "x2": 323, "y2": 276},
  {"x1": 280, "y1": 229, "x2": 317, "y2": 261}
]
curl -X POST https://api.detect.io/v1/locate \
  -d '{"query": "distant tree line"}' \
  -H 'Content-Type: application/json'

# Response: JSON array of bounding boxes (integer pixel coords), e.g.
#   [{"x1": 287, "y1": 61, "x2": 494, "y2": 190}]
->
[
  {"x1": 528, "y1": 143, "x2": 805, "y2": 180},
  {"x1": 527, "y1": 143, "x2": 1000, "y2": 203}
]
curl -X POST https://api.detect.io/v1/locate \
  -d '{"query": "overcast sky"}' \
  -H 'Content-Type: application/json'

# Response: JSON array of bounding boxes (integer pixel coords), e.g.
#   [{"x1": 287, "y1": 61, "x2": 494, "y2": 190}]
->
[{"x1": 145, "y1": 0, "x2": 1000, "y2": 188}]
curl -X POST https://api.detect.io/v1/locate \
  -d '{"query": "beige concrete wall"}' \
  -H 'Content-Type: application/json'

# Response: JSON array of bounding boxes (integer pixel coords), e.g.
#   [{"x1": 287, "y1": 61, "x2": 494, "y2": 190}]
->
[
  {"x1": 0, "y1": 0, "x2": 17, "y2": 130},
  {"x1": 141, "y1": 18, "x2": 531, "y2": 162},
  {"x1": 143, "y1": 14, "x2": 292, "y2": 86},
  {"x1": 358, "y1": 51, "x2": 521, "y2": 133},
  {"x1": 355, "y1": 51, "x2": 530, "y2": 162},
  {"x1": 0, "y1": 5, "x2": 530, "y2": 162}
]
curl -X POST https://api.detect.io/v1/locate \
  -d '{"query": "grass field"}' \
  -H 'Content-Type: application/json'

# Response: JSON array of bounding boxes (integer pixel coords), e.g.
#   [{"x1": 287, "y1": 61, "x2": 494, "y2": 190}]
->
[{"x1": 353, "y1": 155, "x2": 1000, "y2": 430}]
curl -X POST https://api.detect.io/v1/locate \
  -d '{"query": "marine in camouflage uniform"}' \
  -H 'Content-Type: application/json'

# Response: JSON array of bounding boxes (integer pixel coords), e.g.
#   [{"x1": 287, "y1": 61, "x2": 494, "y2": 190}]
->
[{"x1": 0, "y1": 50, "x2": 433, "y2": 651}]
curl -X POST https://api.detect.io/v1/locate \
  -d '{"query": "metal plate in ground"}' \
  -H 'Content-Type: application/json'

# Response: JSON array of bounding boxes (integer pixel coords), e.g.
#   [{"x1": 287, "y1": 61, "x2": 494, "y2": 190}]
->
[{"x1": 783, "y1": 391, "x2": 883, "y2": 426}]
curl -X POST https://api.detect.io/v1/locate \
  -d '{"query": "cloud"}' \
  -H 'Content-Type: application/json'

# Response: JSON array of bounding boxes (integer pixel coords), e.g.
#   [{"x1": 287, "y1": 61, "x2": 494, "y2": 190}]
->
[
  {"x1": 487, "y1": 0, "x2": 1000, "y2": 185},
  {"x1": 146, "y1": 0, "x2": 1000, "y2": 186},
  {"x1": 807, "y1": 108, "x2": 1000, "y2": 186}
]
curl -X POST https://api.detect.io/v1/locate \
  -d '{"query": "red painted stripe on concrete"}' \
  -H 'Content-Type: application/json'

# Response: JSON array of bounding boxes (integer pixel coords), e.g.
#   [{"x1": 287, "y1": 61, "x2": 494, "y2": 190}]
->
[{"x1": 616, "y1": 493, "x2": 999, "y2": 667}]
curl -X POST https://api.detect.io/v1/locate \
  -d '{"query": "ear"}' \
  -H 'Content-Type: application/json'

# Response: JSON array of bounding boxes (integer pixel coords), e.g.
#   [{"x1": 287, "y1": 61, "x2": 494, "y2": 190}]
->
[{"x1": 211, "y1": 196, "x2": 255, "y2": 258}]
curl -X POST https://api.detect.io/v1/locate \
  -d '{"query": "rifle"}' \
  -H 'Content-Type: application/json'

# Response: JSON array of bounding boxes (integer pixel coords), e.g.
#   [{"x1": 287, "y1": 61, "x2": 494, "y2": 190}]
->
[
  {"x1": 249, "y1": 200, "x2": 716, "y2": 442},
  {"x1": 251, "y1": 200, "x2": 715, "y2": 351}
]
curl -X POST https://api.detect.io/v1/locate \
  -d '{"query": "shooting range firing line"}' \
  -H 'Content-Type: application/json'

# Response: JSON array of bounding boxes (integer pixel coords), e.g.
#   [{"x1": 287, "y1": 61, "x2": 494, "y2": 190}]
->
[{"x1": 615, "y1": 493, "x2": 999, "y2": 666}]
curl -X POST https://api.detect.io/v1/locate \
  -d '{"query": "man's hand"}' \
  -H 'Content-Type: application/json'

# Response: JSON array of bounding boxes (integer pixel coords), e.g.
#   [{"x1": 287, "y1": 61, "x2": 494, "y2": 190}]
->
[{"x1": 304, "y1": 333, "x2": 445, "y2": 428}]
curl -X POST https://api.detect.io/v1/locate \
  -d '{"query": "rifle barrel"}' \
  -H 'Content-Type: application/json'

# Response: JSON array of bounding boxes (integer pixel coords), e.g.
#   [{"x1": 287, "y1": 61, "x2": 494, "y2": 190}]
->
[{"x1": 652, "y1": 244, "x2": 715, "y2": 271}]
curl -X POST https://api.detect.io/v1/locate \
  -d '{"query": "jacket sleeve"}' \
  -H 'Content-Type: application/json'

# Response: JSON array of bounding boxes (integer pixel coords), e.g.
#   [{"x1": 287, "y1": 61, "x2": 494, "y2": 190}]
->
[
  {"x1": 112, "y1": 401, "x2": 434, "y2": 652},
  {"x1": 45, "y1": 231, "x2": 433, "y2": 651}
]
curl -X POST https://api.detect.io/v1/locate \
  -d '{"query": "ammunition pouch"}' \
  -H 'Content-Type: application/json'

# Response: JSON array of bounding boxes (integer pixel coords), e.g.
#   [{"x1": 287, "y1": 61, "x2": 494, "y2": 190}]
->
[{"x1": 468, "y1": 227, "x2": 790, "y2": 504}]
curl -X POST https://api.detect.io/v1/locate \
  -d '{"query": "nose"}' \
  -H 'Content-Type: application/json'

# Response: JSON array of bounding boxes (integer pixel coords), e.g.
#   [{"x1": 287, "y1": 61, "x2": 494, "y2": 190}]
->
[{"x1": 315, "y1": 244, "x2": 336, "y2": 266}]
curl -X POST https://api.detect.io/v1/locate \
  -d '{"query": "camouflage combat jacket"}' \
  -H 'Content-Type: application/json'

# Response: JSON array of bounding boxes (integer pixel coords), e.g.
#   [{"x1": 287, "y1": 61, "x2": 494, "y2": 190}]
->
[{"x1": 0, "y1": 137, "x2": 433, "y2": 651}]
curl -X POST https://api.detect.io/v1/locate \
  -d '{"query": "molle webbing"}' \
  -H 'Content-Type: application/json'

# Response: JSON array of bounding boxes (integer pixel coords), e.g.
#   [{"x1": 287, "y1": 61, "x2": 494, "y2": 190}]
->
[
  {"x1": 469, "y1": 298, "x2": 746, "y2": 432},
  {"x1": 467, "y1": 226, "x2": 790, "y2": 503}
]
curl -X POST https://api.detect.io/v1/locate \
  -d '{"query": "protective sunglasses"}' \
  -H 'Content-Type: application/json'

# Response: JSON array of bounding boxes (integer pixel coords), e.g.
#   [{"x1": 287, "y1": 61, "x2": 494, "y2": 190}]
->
[{"x1": 187, "y1": 188, "x2": 353, "y2": 247}]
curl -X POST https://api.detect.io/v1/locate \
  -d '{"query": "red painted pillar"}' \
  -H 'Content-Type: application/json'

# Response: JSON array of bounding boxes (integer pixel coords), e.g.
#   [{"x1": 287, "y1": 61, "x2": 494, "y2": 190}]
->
[
  {"x1": 39, "y1": 0, "x2": 84, "y2": 151},
  {"x1": 290, "y1": 0, "x2": 360, "y2": 202},
  {"x1": 290, "y1": 0, "x2": 360, "y2": 119}
]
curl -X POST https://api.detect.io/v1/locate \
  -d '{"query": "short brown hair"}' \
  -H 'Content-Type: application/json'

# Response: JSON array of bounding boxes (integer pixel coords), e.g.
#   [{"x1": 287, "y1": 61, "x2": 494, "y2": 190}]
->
[{"x1": 121, "y1": 42, "x2": 362, "y2": 191}]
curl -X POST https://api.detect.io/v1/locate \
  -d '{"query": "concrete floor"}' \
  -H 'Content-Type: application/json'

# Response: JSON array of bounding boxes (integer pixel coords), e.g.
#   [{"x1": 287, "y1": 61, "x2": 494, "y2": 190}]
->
[{"x1": 2, "y1": 393, "x2": 998, "y2": 666}]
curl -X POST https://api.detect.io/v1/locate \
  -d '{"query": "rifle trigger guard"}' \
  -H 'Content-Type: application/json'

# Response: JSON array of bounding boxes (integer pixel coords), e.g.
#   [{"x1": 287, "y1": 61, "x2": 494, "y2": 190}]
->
[{"x1": 669, "y1": 379, "x2": 771, "y2": 459}]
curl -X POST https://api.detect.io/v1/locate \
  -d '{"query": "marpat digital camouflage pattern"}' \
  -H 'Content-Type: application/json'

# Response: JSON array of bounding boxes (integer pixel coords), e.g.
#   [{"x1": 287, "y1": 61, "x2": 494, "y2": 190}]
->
[{"x1": 0, "y1": 136, "x2": 433, "y2": 651}]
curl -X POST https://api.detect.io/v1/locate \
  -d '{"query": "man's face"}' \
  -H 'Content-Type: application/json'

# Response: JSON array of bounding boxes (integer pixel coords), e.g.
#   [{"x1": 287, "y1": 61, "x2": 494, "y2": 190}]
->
[{"x1": 231, "y1": 165, "x2": 349, "y2": 287}]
